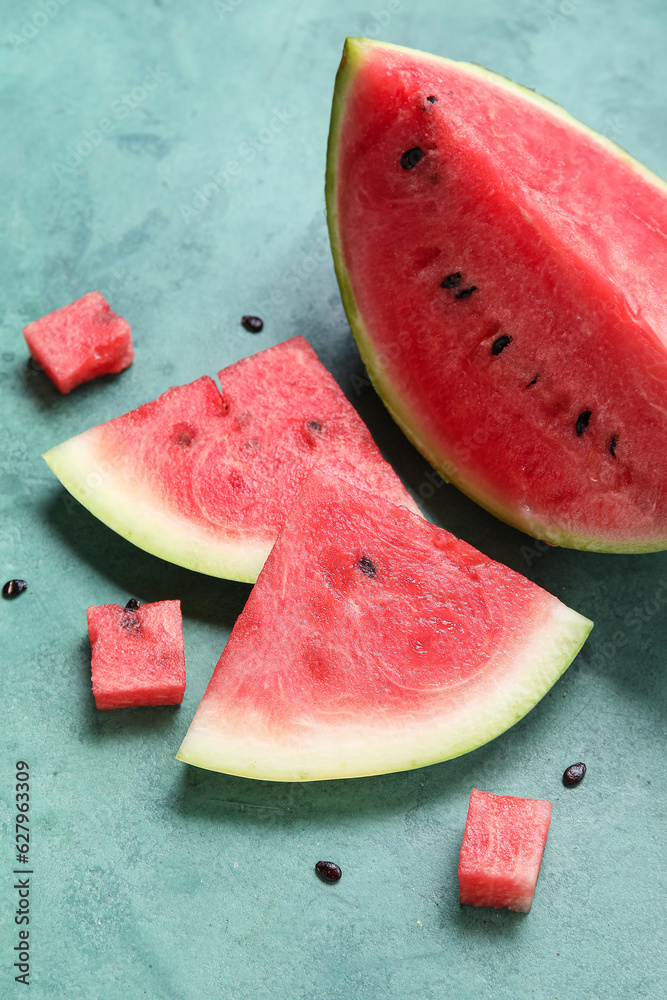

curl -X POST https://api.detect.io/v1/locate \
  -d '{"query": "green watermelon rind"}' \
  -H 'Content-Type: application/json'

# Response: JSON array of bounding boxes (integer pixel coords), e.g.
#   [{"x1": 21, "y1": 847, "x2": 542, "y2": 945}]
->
[
  {"x1": 43, "y1": 432, "x2": 271, "y2": 584},
  {"x1": 325, "y1": 37, "x2": 667, "y2": 554},
  {"x1": 176, "y1": 600, "x2": 592, "y2": 782}
]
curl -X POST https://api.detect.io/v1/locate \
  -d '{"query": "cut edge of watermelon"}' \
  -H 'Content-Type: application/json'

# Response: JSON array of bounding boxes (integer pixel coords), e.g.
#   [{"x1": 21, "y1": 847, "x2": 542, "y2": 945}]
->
[
  {"x1": 325, "y1": 38, "x2": 667, "y2": 554},
  {"x1": 175, "y1": 599, "x2": 592, "y2": 782},
  {"x1": 43, "y1": 432, "x2": 271, "y2": 583}
]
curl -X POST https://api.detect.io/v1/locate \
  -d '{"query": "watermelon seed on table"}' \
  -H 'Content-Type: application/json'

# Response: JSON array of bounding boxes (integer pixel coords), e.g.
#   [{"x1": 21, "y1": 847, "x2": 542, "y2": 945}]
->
[
  {"x1": 563, "y1": 762, "x2": 586, "y2": 786},
  {"x1": 315, "y1": 861, "x2": 342, "y2": 884},
  {"x1": 241, "y1": 314, "x2": 264, "y2": 333}
]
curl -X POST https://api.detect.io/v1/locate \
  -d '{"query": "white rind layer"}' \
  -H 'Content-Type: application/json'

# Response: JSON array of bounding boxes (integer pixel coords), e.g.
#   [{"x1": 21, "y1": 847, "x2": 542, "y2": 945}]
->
[
  {"x1": 43, "y1": 431, "x2": 271, "y2": 584},
  {"x1": 176, "y1": 598, "x2": 592, "y2": 782}
]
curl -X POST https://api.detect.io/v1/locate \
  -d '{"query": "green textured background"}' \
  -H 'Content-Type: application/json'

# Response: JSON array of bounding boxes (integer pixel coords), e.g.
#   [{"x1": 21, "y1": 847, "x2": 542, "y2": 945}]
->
[{"x1": 1, "y1": 1, "x2": 666, "y2": 997}]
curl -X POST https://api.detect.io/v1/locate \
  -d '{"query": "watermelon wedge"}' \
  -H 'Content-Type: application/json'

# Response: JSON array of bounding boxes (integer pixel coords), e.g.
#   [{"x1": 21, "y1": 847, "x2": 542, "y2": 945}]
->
[
  {"x1": 43, "y1": 337, "x2": 417, "y2": 583},
  {"x1": 458, "y1": 789, "x2": 553, "y2": 912},
  {"x1": 326, "y1": 38, "x2": 667, "y2": 553},
  {"x1": 176, "y1": 468, "x2": 592, "y2": 781}
]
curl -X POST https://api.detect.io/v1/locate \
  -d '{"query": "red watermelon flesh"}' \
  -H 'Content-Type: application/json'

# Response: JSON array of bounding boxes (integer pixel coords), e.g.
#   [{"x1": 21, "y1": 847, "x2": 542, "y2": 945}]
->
[
  {"x1": 43, "y1": 337, "x2": 418, "y2": 582},
  {"x1": 23, "y1": 291, "x2": 133, "y2": 394},
  {"x1": 458, "y1": 788, "x2": 553, "y2": 912},
  {"x1": 326, "y1": 39, "x2": 667, "y2": 552},
  {"x1": 87, "y1": 600, "x2": 185, "y2": 710},
  {"x1": 176, "y1": 467, "x2": 591, "y2": 781}
]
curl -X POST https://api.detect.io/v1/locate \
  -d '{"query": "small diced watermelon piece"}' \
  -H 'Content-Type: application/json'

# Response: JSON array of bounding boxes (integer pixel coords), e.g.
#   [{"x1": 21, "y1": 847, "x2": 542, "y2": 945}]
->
[
  {"x1": 87, "y1": 600, "x2": 185, "y2": 710},
  {"x1": 458, "y1": 788, "x2": 552, "y2": 912},
  {"x1": 23, "y1": 291, "x2": 133, "y2": 394}
]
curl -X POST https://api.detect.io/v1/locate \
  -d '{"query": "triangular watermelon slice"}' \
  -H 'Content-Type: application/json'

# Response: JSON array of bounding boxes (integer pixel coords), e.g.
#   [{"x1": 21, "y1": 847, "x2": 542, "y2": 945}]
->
[
  {"x1": 326, "y1": 38, "x2": 667, "y2": 552},
  {"x1": 43, "y1": 337, "x2": 418, "y2": 582},
  {"x1": 176, "y1": 468, "x2": 592, "y2": 781}
]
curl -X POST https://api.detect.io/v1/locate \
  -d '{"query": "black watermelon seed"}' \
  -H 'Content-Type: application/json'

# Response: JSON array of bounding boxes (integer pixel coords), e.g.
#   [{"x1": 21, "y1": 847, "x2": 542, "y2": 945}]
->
[
  {"x1": 426, "y1": 95, "x2": 438, "y2": 103},
  {"x1": 2, "y1": 579, "x2": 27, "y2": 599},
  {"x1": 454, "y1": 286, "x2": 477, "y2": 299},
  {"x1": 308, "y1": 420, "x2": 322, "y2": 432},
  {"x1": 357, "y1": 555, "x2": 377, "y2": 578},
  {"x1": 609, "y1": 434, "x2": 618, "y2": 458},
  {"x1": 576, "y1": 410, "x2": 592, "y2": 436},
  {"x1": 491, "y1": 335, "x2": 513, "y2": 356},
  {"x1": 241, "y1": 315, "x2": 264, "y2": 333},
  {"x1": 440, "y1": 273, "x2": 462, "y2": 289},
  {"x1": 563, "y1": 762, "x2": 586, "y2": 786},
  {"x1": 315, "y1": 861, "x2": 342, "y2": 883},
  {"x1": 527, "y1": 373, "x2": 540, "y2": 387},
  {"x1": 125, "y1": 598, "x2": 140, "y2": 612},
  {"x1": 400, "y1": 147, "x2": 423, "y2": 169}
]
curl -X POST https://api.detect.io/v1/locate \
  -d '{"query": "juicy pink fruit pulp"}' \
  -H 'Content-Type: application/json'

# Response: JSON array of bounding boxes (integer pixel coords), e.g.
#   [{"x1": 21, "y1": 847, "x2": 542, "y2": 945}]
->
[
  {"x1": 177, "y1": 468, "x2": 590, "y2": 780},
  {"x1": 87, "y1": 600, "x2": 186, "y2": 710},
  {"x1": 90, "y1": 336, "x2": 417, "y2": 546},
  {"x1": 458, "y1": 788, "x2": 553, "y2": 912},
  {"x1": 23, "y1": 291, "x2": 133, "y2": 394},
  {"x1": 332, "y1": 41, "x2": 667, "y2": 549}
]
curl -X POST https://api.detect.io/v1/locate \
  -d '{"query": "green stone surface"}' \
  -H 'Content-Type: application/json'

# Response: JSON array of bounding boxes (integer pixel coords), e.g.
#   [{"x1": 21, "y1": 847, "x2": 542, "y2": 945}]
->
[{"x1": 1, "y1": 1, "x2": 666, "y2": 997}]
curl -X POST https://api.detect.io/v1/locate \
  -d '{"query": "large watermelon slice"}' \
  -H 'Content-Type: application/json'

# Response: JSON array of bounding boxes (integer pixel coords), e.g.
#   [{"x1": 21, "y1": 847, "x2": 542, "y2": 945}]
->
[
  {"x1": 326, "y1": 38, "x2": 667, "y2": 553},
  {"x1": 43, "y1": 337, "x2": 417, "y2": 583},
  {"x1": 176, "y1": 468, "x2": 591, "y2": 781}
]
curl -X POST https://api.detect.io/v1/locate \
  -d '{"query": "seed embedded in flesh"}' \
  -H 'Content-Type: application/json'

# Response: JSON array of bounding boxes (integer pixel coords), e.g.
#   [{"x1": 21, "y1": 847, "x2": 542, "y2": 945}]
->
[
  {"x1": 426, "y1": 95, "x2": 438, "y2": 103},
  {"x1": 400, "y1": 147, "x2": 423, "y2": 169},
  {"x1": 527, "y1": 373, "x2": 540, "y2": 387},
  {"x1": 576, "y1": 410, "x2": 592, "y2": 436},
  {"x1": 308, "y1": 420, "x2": 322, "y2": 432},
  {"x1": 125, "y1": 598, "x2": 140, "y2": 612},
  {"x1": 491, "y1": 335, "x2": 513, "y2": 356},
  {"x1": 563, "y1": 762, "x2": 586, "y2": 786},
  {"x1": 241, "y1": 315, "x2": 264, "y2": 333},
  {"x1": 2, "y1": 579, "x2": 28, "y2": 599},
  {"x1": 315, "y1": 861, "x2": 342, "y2": 883},
  {"x1": 357, "y1": 555, "x2": 377, "y2": 578},
  {"x1": 609, "y1": 434, "x2": 618, "y2": 458},
  {"x1": 440, "y1": 273, "x2": 462, "y2": 289},
  {"x1": 454, "y1": 286, "x2": 477, "y2": 299}
]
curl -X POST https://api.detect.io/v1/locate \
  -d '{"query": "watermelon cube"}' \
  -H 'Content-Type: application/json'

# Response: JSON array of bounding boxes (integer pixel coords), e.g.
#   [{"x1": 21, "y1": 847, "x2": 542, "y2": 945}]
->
[
  {"x1": 23, "y1": 291, "x2": 133, "y2": 394},
  {"x1": 458, "y1": 788, "x2": 552, "y2": 912},
  {"x1": 87, "y1": 599, "x2": 185, "y2": 710}
]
